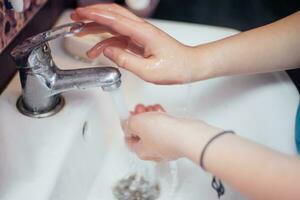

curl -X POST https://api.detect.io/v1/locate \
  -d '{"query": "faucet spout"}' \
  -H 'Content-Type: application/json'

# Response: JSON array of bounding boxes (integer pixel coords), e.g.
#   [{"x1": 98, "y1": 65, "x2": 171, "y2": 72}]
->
[{"x1": 52, "y1": 67, "x2": 121, "y2": 95}]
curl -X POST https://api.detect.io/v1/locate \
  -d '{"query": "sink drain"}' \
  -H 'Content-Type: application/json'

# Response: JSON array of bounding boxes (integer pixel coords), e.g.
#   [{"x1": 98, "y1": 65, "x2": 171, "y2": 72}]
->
[{"x1": 113, "y1": 174, "x2": 160, "y2": 200}]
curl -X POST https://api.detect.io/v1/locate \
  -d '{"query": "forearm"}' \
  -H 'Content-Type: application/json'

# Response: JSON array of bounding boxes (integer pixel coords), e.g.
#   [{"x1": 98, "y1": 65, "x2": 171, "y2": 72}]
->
[
  {"x1": 184, "y1": 129, "x2": 300, "y2": 199},
  {"x1": 191, "y1": 11, "x2": 300, "y2": 81}
]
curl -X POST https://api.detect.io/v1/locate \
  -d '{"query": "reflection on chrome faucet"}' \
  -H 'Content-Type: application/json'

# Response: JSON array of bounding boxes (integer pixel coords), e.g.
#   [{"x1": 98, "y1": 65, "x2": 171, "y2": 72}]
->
[{"x1": 11, "y1": 22, "x2": 121, "y2": 118}]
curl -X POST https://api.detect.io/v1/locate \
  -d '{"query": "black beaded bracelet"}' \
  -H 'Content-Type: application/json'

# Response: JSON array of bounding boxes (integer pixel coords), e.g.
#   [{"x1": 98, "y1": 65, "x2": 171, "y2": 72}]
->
[{"x1": 199, "y1": 130, "x2": 235, "y2": 199}]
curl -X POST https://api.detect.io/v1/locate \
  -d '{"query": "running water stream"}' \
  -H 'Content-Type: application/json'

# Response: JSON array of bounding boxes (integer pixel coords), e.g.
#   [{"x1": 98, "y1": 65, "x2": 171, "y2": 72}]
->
[{"x1": 108, "y1": 87, "x2": 178, "y2": 199}]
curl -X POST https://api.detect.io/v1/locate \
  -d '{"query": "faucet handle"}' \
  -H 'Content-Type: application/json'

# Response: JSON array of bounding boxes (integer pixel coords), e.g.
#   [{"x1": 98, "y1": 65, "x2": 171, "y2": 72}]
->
[{"x1": 11, "y1": 22, "x2": 84, "y2": 66}]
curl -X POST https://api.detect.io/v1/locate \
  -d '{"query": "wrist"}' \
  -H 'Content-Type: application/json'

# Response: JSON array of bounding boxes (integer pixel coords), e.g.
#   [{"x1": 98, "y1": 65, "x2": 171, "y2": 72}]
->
[
  {"x1": 189, "y1": 125, "x2": 223, "y2": 165},
  {"x1": 174, "y1": 43, "x2": 215, "y2": 84},
  {"x1": 192, "y1": 45, "x2": 215, "y2": 81},
  {"x1": 188, "y1": 44, "x2": 225, "y2": 82},
  {"x1": 174, "y1": 119, "x2": 222, "y2": 163}
]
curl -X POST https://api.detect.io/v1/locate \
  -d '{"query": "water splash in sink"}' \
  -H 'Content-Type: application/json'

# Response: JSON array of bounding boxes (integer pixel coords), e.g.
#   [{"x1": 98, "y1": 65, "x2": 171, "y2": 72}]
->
[
  {"x1": 113, "y1": 173, "x2": 160, "y2": 200},
  {"x1": 109, "y1": 88, "x2": 161, "y2": 199},
  {"x1": 108, "y1": 87, "x2": 179, "y2": 199}
]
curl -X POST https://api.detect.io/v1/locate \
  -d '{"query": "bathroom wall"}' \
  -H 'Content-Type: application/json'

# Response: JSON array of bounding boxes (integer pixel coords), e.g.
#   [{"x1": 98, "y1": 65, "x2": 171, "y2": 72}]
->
[
  {"x1": 0, "y1": 0, "x2": 47, "y2": 53},
  {"x1": 153, "y1": 0, "x2": 300, "y2": 31},
  {"x1": 0, "y1": 0, "x2": 48, "y2": 53},
  {"x1": 0, "y1": 0, "x2": 75, "y2": 94}
]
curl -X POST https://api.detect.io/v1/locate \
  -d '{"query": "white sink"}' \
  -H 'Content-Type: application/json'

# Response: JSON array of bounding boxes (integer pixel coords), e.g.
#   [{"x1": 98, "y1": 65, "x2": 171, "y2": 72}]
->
[{"x1": 0, "y1": 10, "x2": 298, "y2": 200}]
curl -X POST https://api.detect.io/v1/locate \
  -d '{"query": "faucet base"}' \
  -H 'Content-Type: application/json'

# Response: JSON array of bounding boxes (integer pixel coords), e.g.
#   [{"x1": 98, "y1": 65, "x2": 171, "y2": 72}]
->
[{"x1": 16, "y1": 96, "x2": 65, "y2": 118}]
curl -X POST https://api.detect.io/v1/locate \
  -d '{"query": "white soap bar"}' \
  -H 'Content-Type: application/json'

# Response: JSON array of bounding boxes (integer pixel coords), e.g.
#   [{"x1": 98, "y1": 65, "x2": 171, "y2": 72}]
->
[{"x1": 63, "y1": 33, "x2": 116, "y2": 66}]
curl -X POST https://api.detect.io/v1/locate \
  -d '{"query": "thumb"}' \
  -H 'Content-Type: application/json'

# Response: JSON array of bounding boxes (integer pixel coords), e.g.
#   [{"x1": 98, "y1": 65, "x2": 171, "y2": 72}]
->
[{"x1": 103, "y1": 47, "x2": 149, "y2": 78}]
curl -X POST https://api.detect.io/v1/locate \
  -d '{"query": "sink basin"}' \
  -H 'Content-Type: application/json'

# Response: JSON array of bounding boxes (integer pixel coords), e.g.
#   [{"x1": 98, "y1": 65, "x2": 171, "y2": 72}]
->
[{"x1": 0, "y1": 10, "x2": 298, "y2": 200}]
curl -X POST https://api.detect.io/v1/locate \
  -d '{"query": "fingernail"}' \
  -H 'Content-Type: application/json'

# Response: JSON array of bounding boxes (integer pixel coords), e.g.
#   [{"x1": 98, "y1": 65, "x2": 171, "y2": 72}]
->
[
  {"x1": 103, "y1": 47, "x2": 114, "y2": 58},
  {"x1": 87, "y1": 49, "x2": 98, "y2": 59}
]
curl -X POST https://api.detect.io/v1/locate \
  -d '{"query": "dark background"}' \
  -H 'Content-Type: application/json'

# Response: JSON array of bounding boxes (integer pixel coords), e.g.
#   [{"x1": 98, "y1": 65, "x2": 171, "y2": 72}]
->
[{"x1": 153, "y1": 0, "x2": 300, "y2": 31}]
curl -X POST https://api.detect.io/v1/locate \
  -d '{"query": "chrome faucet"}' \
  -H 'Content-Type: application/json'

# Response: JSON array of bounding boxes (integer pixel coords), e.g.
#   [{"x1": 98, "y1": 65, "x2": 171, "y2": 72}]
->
[{"x1": 11, "y1": 22, "x2": 121, "y2": 118}]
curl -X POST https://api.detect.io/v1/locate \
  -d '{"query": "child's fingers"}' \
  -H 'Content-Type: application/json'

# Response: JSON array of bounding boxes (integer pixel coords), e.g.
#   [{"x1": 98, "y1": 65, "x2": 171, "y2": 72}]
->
[
  {"x1": 87, "y1": 36, "x2": 144, "y2": 59},
  {"x1": 72, "y1": 4, "x2": 144, "y2": 22},
  {"x1": 85, "y1": 3, "x2": 144, "y2": 22},
  {"x1": 146, "y1": 104, "x2": 166, "y2": 112},
  {"x1": 70, "y1": 12, "x2": 83, "y2": 21},
  {"x1": 135, "y1": 104, "x2": 146, "y2": 114},
  {"x1": 146, "y1": 105, "x2": 155, "y2": 112},
  {"x1": 153, "y1": 104, "x2": 166, "y2": 112},
  {"x1": 75, "y1": 8, "x2": 152, "y2": 46},
  {"x1": 132, "y1": 104, "x2": 166, "y2": 114},
  {"x1": 87, "y1": 36, "x2": 128, "y2": 59},
  {"x1": 75, "y1": 22, "x2": 118, "y2": 37}
]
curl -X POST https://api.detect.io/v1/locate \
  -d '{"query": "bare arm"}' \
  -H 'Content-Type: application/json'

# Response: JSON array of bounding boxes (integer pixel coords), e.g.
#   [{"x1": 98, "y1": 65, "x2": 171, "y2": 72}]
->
[
  {"x1": 128, "y1": 112, "x2": 300, "y2": 200},
  {"x1": 185, "y1": 130, "x2": 300, "y2": 200},
  {"x1": 193, "y1": 11, "x2": 300, "y2": 80}
]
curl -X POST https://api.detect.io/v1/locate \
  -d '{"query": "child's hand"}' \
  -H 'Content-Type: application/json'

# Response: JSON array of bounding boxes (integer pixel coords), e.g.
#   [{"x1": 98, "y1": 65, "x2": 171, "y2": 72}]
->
[
  {"x1": 131, "y1": 104, "x2": 165, "y2": 115},
  {"x1": 71, "y1": 4, "x2": 199, "y2": 84},
  {"x1": 125, "y1": 104, "x2": 221, "y2": 162},
  {"x1": 124, "y1": 104, "x2": 165, "y2": 146}
]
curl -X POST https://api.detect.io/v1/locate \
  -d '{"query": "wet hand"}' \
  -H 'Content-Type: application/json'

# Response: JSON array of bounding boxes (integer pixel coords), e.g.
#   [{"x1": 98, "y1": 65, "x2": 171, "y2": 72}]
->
[
  {"x1": 71, "y1": 4, "x2": 197, "y2": 84},
  {"x1": 125, "y1": 104, "x2": 221, "y2": 162}
]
